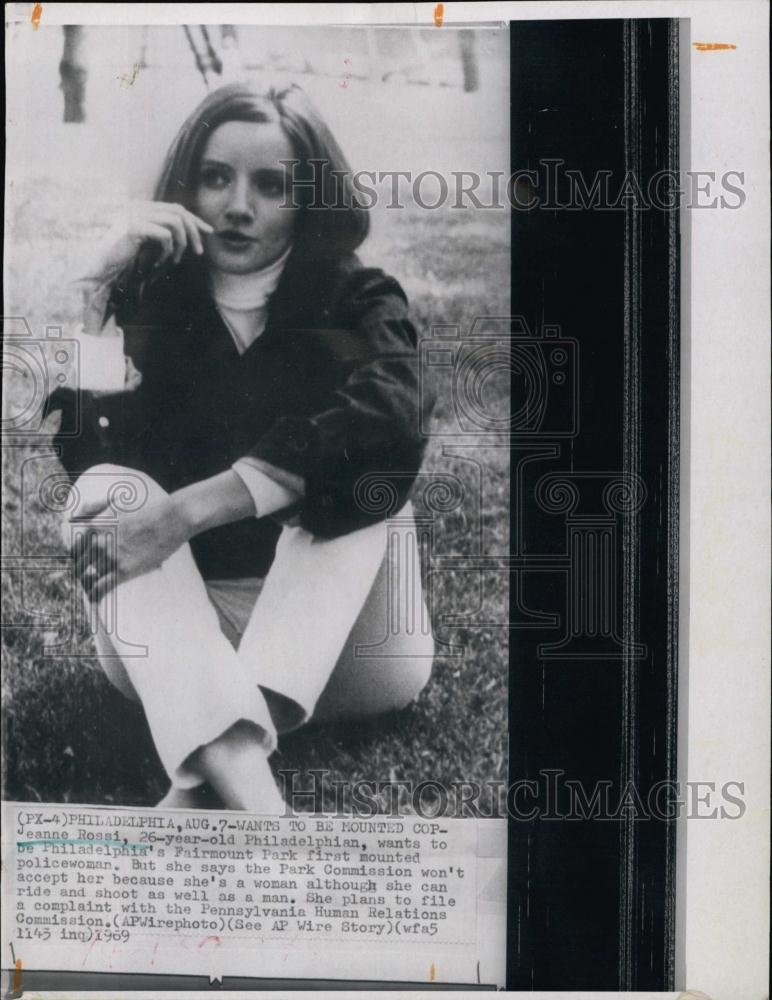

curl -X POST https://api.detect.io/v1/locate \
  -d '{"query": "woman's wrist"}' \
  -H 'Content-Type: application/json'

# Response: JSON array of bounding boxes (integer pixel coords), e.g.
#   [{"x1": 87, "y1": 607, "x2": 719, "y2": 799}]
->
[
  {"x1": 74, "y1": 277, "x2": 115, "y2": 336},
  {"x1": 170, "y1": 471, "x2": 257, "y2": 540}
]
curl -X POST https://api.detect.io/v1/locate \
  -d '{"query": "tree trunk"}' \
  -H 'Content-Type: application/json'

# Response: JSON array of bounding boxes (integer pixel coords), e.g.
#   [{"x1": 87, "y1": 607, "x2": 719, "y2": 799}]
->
[
  {"x1": 59, "y1": 25, "x2": 87, "y2": 122},
  {"x1": 220, "y1": 25, "x2": 246, "y2": 82},
  {"x1": 458, "y1": 29, "x2": 479, "y2": 93}
]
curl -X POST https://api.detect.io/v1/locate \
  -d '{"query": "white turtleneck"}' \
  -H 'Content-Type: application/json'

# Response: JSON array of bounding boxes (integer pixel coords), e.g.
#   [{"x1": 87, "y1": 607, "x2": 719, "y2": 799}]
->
[
  {"x1": 208, "y1": 245, "x2": 291, "y2": 355},
  {"x1": 68, "y1": 246, "x2": 304, "y2": 520}
]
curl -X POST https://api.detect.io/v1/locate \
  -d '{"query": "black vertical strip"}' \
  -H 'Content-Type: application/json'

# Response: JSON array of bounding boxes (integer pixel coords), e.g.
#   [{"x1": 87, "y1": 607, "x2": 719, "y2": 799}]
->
[
  {"x1": 623, "y1": 19, "x2": 681, "y2": 990},
  {"x1": 664, "y1": 23, "x2": 681, "y2": 987},
  {"x1": 619, "y1": 20, "x2": 642, "y2": 988},
  {"x1": 508, "y1": 20, "x2": 627, "y2": 990},
  {"x1": 618, "y1": 18, "x2": 682, "y2": 990},
  {"x1": 507, "y1": 18, "x2": 680, "y2": 991}
]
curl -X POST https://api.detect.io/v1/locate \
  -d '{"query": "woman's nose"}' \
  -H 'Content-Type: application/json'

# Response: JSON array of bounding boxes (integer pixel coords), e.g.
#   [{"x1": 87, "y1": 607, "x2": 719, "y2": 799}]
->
[{"x1": 224, "y1": 178, "x2": 254, "y2": 222}]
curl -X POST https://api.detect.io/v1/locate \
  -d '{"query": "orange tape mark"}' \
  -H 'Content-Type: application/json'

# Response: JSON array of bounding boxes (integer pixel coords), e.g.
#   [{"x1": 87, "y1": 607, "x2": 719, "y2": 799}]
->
[
  {"x1": 12, "y1": 958, "x2": 23, "y2": 992},
  {"x1": 429, "y1": 962, "x2": 436, "y2": 981},
  {"x1": 693, "y1": 42, "x2": 736, "y2": 51},
  {"x1": 433, "y1": 3, "x2": 444, "y2": 27},
  {"x1": 30, "y1": 3, "x2": 42, "y2": 29}
]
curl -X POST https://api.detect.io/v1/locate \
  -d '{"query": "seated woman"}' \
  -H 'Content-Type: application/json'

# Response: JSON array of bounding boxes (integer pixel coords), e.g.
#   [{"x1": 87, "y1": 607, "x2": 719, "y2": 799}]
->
[{"x1": 46, "y1": 82, "x2": 436, "y2": 813}]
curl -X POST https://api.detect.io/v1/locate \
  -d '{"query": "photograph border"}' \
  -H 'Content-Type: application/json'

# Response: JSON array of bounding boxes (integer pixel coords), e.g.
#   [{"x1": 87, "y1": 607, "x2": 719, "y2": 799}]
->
[{"x1": 2, "y1": 2, "x2": 769, "y2": 998}]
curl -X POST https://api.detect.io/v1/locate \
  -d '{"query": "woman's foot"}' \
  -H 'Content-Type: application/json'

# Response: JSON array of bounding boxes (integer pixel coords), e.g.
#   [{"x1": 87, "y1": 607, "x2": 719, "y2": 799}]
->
[
  {"x1": 157, "y1": 784, "x2": 223, "y2": 809},
  {"x1": 192, "y1": 720, "x2": 286, "y2": 813}
]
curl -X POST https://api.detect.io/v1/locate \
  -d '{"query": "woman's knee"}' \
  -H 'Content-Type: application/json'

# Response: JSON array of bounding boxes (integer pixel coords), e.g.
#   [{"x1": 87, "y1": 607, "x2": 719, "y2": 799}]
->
[
  {"x1": 380, "y1": 648, "x2": 434, "y2": 710},
  {"x1": 61, "y1": 465, "x2": 167, "y2": 546},
  {"x1": 313, "y1": 639, "x2": 434, "y2": 723},
  {"x1": 72, "y1": 464, "x2": 167, "y2": 505}
]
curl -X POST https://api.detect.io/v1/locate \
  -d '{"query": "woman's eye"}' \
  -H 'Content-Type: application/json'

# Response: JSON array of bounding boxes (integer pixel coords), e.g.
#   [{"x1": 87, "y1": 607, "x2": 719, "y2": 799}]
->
[
  {"x1": 255, "y1": 174, "x2": 286, "y2": 198},
  {"x1": 199, "y1": 167, "x2": 230, "y2": 190}
]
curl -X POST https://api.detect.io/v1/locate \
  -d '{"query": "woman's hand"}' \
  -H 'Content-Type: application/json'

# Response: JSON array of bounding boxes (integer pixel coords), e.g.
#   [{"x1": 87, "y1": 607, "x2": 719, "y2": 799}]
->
[
  {"x1": 71, "y1": 492, "x2": 193, "y2": 603},
  {"x1": 74, "y1": 201, "x2": 214, "y2": 335},
  {"x1": 70, "y1": 470, "x2": 259, "y2": 602},
  {"x1": 79, "y1": 201, "x2": 214, "y2": 287}
]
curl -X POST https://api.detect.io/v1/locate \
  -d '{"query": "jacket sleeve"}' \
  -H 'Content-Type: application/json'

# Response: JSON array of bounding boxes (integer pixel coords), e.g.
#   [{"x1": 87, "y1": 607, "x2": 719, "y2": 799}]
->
[
  {"x1": 70, "y1": 320, "x2": 128, "y2": 393},
  {"x1": 42, "y1": 316, "x2": 144, "y2": 480},
  {"x1": 243, "y1": 267, "x2": 435, "y2": 537},
  {"x1": 231, "y1": 457, "x2": 304, "y2": 518}
]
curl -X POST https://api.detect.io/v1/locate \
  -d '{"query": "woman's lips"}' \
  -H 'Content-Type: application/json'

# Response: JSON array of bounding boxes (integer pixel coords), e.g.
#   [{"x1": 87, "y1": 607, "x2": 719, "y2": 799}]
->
[{"x1": 216, "y1": 231, "x2": 257, "y2": 249}]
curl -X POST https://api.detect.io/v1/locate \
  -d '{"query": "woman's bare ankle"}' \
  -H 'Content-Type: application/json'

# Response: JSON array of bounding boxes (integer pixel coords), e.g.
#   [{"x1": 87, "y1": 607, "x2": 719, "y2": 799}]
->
[
  {"x1": 157, "y1": 784, "x2": 222, "y2": 810},
  {"x1": 192, "y1": 720, "x2": 285, "y2": 813}
]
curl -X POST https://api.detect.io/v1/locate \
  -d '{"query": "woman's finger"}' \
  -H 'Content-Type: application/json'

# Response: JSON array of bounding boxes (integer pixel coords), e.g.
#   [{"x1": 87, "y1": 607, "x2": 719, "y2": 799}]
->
[
  {"x1": 156, "y1": 202, "x2": 214, "y2": 235},
  {"x1": 72, "y1": 528, "x2": 93, "y2": 581},
  {"x1": 129, "y1": 202, "x2": 214, "y2": 262},
  {"x1": 70, "y1": 496, "x2": 110, "y2": 520},
  {"x1": 161, "y1": 206, "x2": 214, "y2": 256},
  {"x1": 80, "y1": 563, "x2": 99, "y2": 600},
  {"x1": 146, "y1": 211, "x2": 188, "y2": 264},
  {"x1": 186, "y1": 208, "x2": 215, "y2": 236},
  {"x1": 167, "y1": 209, "x2": 204, "y2": 256},
  {"x1": 180, "y1": 210, "x2": 206, "y2": 255},
  {"x1": 82, "y1": 551, "x2": 116, "y2": 602},
  {"x1": 89, "y1": 570, "x2": 118, "y2": 604},
  {"x1": 142, "y1": 206, "x2": 198, "y2": 259},
  {"x1": 73, "y1": 526, "x2": 112, "y2": 584},
  {"x1": 75, "y1": 539, "x2": 103, "y2": 588},
  {"x1": 139, "y1": 222, "x2": 175, "y2": 266}
]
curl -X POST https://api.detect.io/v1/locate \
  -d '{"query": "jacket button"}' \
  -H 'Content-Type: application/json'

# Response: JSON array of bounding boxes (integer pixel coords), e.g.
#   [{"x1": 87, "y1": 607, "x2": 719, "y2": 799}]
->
[{"x1": 98, "y1": 416, "x2": 110, "y2": 428}]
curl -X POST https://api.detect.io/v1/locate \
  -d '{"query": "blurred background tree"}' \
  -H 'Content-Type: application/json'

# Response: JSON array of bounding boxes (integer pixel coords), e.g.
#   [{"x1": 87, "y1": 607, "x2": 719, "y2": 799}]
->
[{"x1": 54, "y1": 23, "x2": 484, "y2": 124}]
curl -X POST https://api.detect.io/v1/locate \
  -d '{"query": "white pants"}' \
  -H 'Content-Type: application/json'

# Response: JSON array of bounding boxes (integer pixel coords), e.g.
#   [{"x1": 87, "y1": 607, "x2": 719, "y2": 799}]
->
[{"x1": 65, "y1": 465, "x2": 435, "y2": 789}]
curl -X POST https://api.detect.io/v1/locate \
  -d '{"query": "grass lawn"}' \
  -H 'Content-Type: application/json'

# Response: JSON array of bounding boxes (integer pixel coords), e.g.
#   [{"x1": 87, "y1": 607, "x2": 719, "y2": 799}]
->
[{"x1": 2, "y1": 172, "x2": 510, "y2": 816}]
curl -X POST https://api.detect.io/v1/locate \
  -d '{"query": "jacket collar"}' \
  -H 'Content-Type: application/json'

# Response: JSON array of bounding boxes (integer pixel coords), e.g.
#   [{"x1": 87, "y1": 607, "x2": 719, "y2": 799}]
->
[{"x1": 165, "y1": 249, "x2": 346, "y2": 362}]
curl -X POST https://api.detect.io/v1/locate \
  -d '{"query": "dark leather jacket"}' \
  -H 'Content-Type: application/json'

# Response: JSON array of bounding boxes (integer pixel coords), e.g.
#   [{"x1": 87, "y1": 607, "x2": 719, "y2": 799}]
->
[{"x1": 47, "y1": 251, "x2": 435, "y2": 579}]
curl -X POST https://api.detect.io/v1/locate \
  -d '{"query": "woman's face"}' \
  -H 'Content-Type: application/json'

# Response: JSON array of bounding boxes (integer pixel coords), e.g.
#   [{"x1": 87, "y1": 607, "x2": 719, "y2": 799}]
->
[{"x1": 193, "y1": 120, "x2": 297, "y2": 274}]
